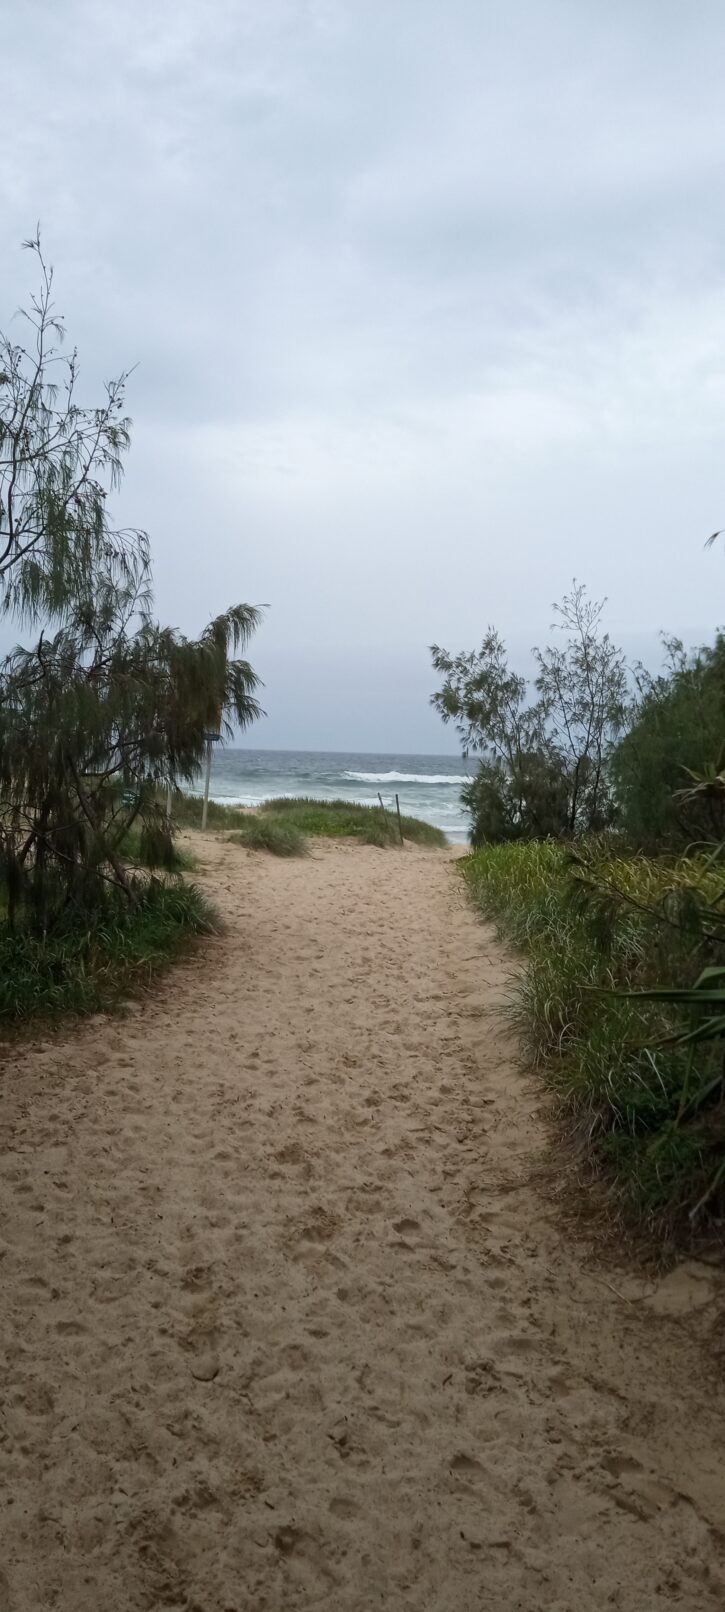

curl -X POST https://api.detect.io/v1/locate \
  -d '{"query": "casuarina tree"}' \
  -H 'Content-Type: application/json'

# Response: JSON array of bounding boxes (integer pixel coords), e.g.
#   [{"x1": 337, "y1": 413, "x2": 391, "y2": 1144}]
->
[
  {"x1": 431, "y1": 585, "x2": 626, "y2": 845},
  {"x1": 0, "y1": 235, "x2": 263, "y2": 929}
]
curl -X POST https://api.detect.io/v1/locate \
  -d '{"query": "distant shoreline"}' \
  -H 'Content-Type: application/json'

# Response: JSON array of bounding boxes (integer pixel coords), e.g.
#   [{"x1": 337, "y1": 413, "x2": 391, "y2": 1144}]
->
[{"x1": 185, "y1": 748, "x2": 472, "y2": 845}]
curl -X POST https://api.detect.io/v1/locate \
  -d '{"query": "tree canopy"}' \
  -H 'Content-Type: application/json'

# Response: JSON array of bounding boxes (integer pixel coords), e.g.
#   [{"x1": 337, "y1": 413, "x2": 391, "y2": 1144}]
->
[
  {"x1": 431, "y1": 585, "x2": 626, "y2": 846},
  {"x1": 611, "y1": 635, "x2": 725, "y2": 851},
  {"x1": 0, "y1": 237, "x2": 263, "y2": 929}
]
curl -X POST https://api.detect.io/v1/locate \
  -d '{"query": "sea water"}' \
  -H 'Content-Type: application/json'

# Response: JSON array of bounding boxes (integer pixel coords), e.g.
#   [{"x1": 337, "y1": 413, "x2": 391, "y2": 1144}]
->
[{"x1": 194, "y1": 749, "x2": 473, "y2": 843}]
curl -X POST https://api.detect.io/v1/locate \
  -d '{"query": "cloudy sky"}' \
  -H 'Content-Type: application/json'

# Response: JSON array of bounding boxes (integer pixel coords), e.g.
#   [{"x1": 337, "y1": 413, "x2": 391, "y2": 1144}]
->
[{"x1": 4, "y1": 0, "x2": 725, "y2": 749}]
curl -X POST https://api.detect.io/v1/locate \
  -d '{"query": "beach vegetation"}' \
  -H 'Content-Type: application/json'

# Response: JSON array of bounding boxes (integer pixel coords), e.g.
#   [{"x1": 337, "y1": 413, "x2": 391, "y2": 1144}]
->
[
  {"x1": 0, "y1": 236, "x2": 261, "y2": 1015},
  {"x1": 258, "y1": 797, "x2": 446, "y2": 847},
  {"x1": 612, "y1": 634, "x2": 725, "y2": 851},
  {"x1": 161, "y1": 788, "x2": 448, "y2": 851},
  {"x1": 463, "y1": 838, "x2": 725, "y2": 1233},
  {"x1": 431, "y1": 583, "x2": 627, "y2": 847},
  {"x1": 0, "y1": 880, "x2": 218, "y2": 1022},
  {"x1": 439, "y1": 552, "x2": 725, "y2": 1238},
  {"x1": 220, "y1": 798, "x2": 447, "y2": 852},
  {"x1": 228, "y1": 819, "x2": 308, "y2": 857},
  {"x1": 167, "y1": 794, "x2": 251, "y2": 832}
]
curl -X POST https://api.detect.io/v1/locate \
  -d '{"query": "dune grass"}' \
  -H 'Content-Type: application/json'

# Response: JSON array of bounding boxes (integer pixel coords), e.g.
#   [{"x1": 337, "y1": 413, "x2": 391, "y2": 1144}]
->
[
  {"x1": 227, "y1": 819, "x2": 308, "y2": 857},
  {"x1": 169, "y1": 793, "x2": 250, "y2": 832},
  {"x1": 258, "y1": 796, "x2": 447, "y2": 847},
  {"x1": 176, "y1": 791, "x2": 447, "y2": 850},
  {"x1": 0, "y1": 881, "x2": 219, "y2": 1024},
  {"x1": 463, "y1": 839, "x2": 725, "y2": 1234}
]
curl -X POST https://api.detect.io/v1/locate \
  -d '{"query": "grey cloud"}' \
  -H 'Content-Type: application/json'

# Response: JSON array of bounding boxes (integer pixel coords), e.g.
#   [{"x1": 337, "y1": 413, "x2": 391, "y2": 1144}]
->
[{"x1": 3, "y1": 0, "x2": 725, "y2": 747}]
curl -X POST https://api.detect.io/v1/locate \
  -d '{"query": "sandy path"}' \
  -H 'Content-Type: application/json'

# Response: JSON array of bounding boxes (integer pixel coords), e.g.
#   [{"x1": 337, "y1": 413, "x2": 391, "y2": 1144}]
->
[{"x1": 1, "y1": 837, "x2": 724, "y2": 1611}]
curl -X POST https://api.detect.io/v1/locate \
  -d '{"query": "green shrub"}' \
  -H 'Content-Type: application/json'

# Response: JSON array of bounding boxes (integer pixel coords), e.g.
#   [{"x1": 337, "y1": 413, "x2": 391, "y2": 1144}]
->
[
  {"x1": 463, "y1": 839, "x2": 725, "y2": 1232},
  {"x1": 612, "y1": 635, "x2": 725, "y2": 850},
  {"x1": 0, "y1": 881, "x2": 219, "y2": 1023}
]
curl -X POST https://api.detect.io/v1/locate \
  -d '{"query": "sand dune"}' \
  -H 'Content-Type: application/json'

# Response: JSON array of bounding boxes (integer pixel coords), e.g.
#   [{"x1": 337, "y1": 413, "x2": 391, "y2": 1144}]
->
[{"x1": 1, "y1": 836, "x2": 724, "y2": 1610}]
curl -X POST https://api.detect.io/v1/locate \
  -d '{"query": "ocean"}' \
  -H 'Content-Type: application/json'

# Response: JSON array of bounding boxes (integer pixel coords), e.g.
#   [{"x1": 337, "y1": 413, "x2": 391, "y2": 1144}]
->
[{"x1": 194, "y1": 748, "x2": 474, "y2": 843}]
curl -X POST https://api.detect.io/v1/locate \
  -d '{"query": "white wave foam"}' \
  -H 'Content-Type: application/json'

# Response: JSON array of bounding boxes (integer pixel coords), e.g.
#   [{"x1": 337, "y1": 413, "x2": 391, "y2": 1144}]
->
[
  {"x1": 197, "y1": 792, "x2": 267, "y2": 806},
  {"x1": 343, "y1": 770, "x2": 467, "y2": 784}
]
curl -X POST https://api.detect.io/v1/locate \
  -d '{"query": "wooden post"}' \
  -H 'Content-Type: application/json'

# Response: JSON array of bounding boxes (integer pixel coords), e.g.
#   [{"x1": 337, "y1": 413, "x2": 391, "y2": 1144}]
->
[
  {"x1": 395, "y1": 792, "x2": 404, "y2": 845},
  {"x1": 200, "y1": 730, "x2": 221, "y2": 832},
  {"x1": 201, "y1": 741, "x2": 213, "y2": 830}
]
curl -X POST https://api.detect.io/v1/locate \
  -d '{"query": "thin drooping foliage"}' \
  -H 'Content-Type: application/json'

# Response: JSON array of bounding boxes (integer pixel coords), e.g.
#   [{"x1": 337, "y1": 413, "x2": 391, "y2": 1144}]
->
[
  {"x1": 533, "y1": 585, "x2": 628, "y2": 835},
  {"x1": 0, "y1": 593, "x2": 262, "y2": 927},
  {"x1": 0, "y1": 233, "x2": 148, "y2": 626},
  {"x1": 0, "y1": 237, "x2": 262, "y2": 946},
  {"x1": 431, "y1": 583, "x2": 626, "y2": 846}
]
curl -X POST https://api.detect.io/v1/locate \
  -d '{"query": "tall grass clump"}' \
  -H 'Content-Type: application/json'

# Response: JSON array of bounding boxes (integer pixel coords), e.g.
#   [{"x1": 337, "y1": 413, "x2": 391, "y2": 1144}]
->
[
  {"x1": 0, "y1": 881, "x2": 219, "y2": 1023},
  {"x1": 228, "y1": 819, "x2": 308, "y2": 857},
  {"x1": 463, "y1": 839, "x2": 725, "y2": 1232},
  {"x1": 170, "y1": 794, "x2": 252, "y2": 832}
]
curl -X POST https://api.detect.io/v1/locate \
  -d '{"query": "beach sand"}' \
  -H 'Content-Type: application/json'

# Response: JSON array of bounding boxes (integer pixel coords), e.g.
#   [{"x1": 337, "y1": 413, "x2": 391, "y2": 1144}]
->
[{"x1": 1, "y1": 836, "x2": 724, "y2": 1610}]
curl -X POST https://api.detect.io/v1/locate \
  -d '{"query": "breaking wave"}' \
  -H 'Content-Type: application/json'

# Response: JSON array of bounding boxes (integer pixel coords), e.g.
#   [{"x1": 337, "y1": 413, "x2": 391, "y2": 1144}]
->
[{"x1": 343, "y1": 770, "x2": 466, "y2": 785}]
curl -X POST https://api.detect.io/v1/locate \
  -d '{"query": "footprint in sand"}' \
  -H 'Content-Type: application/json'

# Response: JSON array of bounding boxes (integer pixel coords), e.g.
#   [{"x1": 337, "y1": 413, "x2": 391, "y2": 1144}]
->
[
  {"x1": 180, "y1": 1267, "x2": 221, "y2": 1381},
  {"x1": 392, "y1": 1216, "x2": 421, "y2": 1236},
  {"x1": 329, "y1": 1495, "x2": 360, "y2": 1519},
  {"x1": 294, "y1": 1206, "x2": 339, "y2": 1244},
  {"x1": 272, "y1": 1526, "x2": 340, "y2": 1589},
  {"x1": 189, "y1": 1344, "x2": 220, "y2": 1381},
  {"x1": 450, "y1": 1452, "x2": 486, "y2": 1477}
]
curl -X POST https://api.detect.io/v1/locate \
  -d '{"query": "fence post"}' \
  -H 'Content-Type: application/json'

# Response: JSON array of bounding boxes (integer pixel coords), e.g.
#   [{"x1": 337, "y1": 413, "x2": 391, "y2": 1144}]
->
[{"x1": 201, "y1": 741, "x2": 213, "y2": 830}]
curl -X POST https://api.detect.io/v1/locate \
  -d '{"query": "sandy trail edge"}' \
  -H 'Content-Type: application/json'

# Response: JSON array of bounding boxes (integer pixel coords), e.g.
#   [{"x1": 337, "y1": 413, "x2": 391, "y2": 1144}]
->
[{"x1": 1, "y1": 837, "x2": 724, "y2": 1611}]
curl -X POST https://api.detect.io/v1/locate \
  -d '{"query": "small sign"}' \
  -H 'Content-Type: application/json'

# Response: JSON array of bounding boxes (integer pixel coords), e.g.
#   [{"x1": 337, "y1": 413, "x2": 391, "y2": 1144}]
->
[{"x1": 121, "y1": 789, "x2": 138, "y2": 807}]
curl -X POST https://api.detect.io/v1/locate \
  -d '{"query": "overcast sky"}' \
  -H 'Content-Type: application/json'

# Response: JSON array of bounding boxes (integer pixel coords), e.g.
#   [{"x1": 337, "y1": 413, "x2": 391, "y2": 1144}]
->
[{"x1": 5, "y1": 0, "x2": 725, "y2": 750}]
